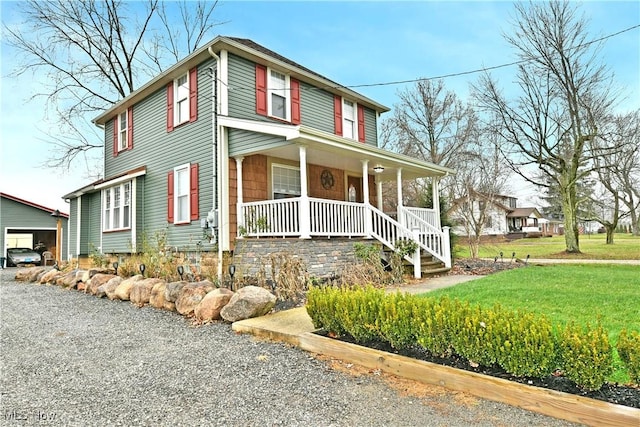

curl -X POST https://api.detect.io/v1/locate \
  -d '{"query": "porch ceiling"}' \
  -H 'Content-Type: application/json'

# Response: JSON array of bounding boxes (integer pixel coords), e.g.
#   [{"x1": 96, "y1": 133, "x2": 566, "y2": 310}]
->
[{"x1": 250, "y1": 126, "x2": 455, "y2": 181}]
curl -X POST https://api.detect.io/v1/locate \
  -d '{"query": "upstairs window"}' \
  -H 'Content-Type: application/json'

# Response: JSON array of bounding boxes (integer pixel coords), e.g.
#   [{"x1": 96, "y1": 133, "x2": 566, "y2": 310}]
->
[
  {"x1": 113, "y1": 107, "x2": 133, "y2": 156},
  {"x1": 272, "y1": 164, "x2": 301, "y2": 199},
  {"x1": 175, "y1": 73, "x2": 190, "y2": 125},
  {"x1": 103, "y1": 181, "x2": 132, "y2": 231},
  {"x1": 269, "y1": 70, "x2": 288, "y2": 120},
  {"x1": 255, "y1": 64, "x2": 300, "y2": 124},
  {"x1": 334, "y1": 96, "x2": 366, "y2": 143},
  {"x1": 166, "y1": 67, "x2": 198, "y2": 132},
  {"x1": 343, "y1": 100, "x2": 356, "y2": 139}
]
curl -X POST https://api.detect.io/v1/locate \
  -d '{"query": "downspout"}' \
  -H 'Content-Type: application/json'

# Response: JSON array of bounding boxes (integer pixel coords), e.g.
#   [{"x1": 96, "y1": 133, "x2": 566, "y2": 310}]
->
[{"x1": 207, "y1": 46, "x2": 222, "y2": 281}]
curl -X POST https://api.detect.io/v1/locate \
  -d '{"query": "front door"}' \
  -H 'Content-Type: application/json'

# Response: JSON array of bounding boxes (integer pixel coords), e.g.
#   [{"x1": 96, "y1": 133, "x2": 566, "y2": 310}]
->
[{"x1": 347, "y1": 176, "x2": 363, "y2": 203}]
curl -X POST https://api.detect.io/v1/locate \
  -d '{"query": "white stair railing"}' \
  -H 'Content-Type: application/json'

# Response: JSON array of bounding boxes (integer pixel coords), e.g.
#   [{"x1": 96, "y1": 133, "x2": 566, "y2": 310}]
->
[{"x1": 399, "y1": 207, "x2": 451, "y2": 268}]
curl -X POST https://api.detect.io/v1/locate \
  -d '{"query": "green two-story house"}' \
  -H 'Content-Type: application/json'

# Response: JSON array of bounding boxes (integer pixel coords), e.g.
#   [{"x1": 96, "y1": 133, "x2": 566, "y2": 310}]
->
[{"x1": 63, "y1": 36, "x2": 454, "y2": 278}]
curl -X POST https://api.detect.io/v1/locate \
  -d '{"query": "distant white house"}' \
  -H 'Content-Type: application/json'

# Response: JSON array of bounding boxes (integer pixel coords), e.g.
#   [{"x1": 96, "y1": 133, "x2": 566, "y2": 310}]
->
[{"x1": 448, "y1": 192, "x2": 546, "y2": 238}]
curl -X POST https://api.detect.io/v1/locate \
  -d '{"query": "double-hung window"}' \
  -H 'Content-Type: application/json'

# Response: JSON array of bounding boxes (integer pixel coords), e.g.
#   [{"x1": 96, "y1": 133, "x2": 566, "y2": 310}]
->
[
  {"x1": 166, "y1": 68, "x2": 198, "y2": 132},
  {"x1": 103, "y1": 181, "x2": 132, "y2": 231},
  {"x1": 343, "y1": 100, "x2": 356, "y2": 139},
  {"x1": 272, "y1": 164, "x2": 301, "y2": 199},
  {"x1": 175, "y1": 73, "x2": 190, "y2": 125},
  {"x1": 268, "y1": 70, "x2": 290, "y2": 120},
  {"x1": 256, "y1": 65, "x2": 300, "y2": 124},
  {"x1": 118, "y1": 111, "x2": 128, "y2": 151},
  {"x1": 167, "y1": 163, "x2": 199, "y2": 224},
  {"x1": 113, "y1": 107, "x2": 133, "y2": 156},
  {"x1": 334, "y1": 96, "x2": 365, "y2": 142},
  {"x1": 175, "y1": 164, "x2": 190, "y2": 223}
]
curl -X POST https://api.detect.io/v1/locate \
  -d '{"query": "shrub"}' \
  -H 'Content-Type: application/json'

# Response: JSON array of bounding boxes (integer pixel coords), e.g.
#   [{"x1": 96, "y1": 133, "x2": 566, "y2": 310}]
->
[
  {"x1": 617, "y1": 329, "x2": 640, "y2": 384},
  {"x1": 377, "y1": 292, "x2": 419, "y2": 349},
  {"x1": 414, "y1": 296, "x2": 455, "y2": 357},
  {"x1": 558, "y1": 322, "x2": 613, "y2": 391}
]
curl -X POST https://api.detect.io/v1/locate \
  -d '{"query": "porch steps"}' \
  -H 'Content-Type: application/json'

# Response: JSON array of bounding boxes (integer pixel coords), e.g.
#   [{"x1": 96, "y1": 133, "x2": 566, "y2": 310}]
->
[{"x1": 384, "y1": 249, "x2": 451, "y2": 278}]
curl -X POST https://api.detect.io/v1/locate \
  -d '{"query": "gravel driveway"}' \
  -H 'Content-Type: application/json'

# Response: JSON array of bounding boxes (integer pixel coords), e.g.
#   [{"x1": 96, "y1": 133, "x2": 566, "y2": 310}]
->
[{"x1": 0, "y1": 269, "x2": 578, "y2": 426}]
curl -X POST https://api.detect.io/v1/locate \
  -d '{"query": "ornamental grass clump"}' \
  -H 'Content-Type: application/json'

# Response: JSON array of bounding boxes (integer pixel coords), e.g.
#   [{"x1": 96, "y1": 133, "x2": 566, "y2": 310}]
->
[{"x1": 617, "y1": 329, "x2": 640, "y2": 384}]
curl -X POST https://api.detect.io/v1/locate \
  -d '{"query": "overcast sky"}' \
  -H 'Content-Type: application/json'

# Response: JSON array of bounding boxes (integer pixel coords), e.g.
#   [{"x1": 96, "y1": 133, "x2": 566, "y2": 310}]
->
[{"x1": 1, "y1": 1, "x2": 638, "y2": 213}]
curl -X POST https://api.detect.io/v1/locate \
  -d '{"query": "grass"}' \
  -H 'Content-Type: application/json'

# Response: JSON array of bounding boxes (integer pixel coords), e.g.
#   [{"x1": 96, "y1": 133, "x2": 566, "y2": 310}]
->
[
  {"x1": 427, "y1": 264, "x2": 640, "y2": 384},
  {"x1": 453, "y1": 233, "x2": 640, "y2": 260}
]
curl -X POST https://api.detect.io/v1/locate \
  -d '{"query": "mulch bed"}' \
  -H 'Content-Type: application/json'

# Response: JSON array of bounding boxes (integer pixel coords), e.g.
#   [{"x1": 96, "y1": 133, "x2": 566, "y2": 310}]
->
[{"x1": 314, "y1": 258, "x2": 640, "y2": 409}]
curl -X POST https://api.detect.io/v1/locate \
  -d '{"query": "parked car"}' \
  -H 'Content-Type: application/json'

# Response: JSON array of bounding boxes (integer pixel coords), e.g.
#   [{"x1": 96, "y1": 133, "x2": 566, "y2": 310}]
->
[{"x1": 6, "y1": 248, "x2": 42, "y2": 267}]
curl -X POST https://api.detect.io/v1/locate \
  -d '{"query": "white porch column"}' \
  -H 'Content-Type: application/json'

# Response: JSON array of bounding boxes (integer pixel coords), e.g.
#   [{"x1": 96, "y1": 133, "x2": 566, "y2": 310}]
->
[
  {"x1": 432, "y1": 176, "x2": 441, "y2": 229},
  {"x1": 299, "y1": 145, "x2": 311, "y2": 239},
  {"x1": 361, "y1": 160, "x2": 372, "y2": 237},
  {"x1": 396, "y1": 168, "x2": 404, "y2": 227},
  {"x1": 235, "y1": 157, "x2": 244, "y2": 236},
  {"x1": 376, "y1": 178, "x2": 383, "y2": 211}
]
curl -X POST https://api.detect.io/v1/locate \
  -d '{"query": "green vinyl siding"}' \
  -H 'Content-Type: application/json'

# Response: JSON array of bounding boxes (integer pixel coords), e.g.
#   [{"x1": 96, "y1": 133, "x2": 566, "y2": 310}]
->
[
  {"x1": 363, "y1": 107, "x2": 378, "y2": 147},
  {"x1": 228, "y1": 129, "x2": 288, "y2": 157},
  {"x1": 102, "y1": 59, "x2": 216, "y2": 253},
  {"x1": 68, "y1": 198, "x2": 78, "y2": 257},
  {"x1": 298, "y1": 81, "x2": 334, "y2": 134},
  {"x1": 227, "y1": 54, "x2": 262, "y2": 121}
]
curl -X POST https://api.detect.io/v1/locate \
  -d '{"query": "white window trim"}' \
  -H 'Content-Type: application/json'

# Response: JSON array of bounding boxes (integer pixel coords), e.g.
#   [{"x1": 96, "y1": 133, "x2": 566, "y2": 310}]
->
[
  {"x1": 342, "y1": 98, "x2": 359, "y2": 141},
  {"x1": 267, "y1": 67, "x2": 291, "y2": 121},
  {"x1": 271, "y1": 163, "x2": 301, "y2": 198},
  {"x1": 174, "y1": 163, "x2": 191, "y2": 224},
  {"x1": 117, "y1": 110, "x2": 128, "y2": 151},
  {"x1": 102, "y1": 181, "x2": 132, "y2": 232},
  {"x1": 174, "y1": 72, "x2": 190, "y2": 126}
]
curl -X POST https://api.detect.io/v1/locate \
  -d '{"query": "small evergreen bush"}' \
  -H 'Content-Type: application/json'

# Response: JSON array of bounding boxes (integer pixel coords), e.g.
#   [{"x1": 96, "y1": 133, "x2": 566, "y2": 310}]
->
[
  {"x1": 617, "y1": 329, "x2": 640, "y2": 383},
  {"x1": 558, "y1": 322, "x2": 613, "y2": 391}
]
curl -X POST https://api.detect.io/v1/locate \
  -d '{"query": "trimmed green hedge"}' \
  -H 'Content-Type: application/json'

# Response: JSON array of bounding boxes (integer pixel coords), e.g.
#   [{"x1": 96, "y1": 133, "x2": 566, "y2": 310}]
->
[{"x1": 306, "y1": 286, "x2": 624, "y2": 391}]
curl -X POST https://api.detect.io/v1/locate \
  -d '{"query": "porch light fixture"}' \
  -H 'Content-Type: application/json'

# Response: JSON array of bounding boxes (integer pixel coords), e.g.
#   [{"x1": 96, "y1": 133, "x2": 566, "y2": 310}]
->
[{"x1": 373, "y1": 165, "x2": 384, "y2": 173}]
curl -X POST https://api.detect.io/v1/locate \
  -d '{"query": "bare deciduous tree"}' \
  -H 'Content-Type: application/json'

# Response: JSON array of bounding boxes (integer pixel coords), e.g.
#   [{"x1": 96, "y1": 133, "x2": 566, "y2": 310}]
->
[
  {"x1": 448, "y1": 127, "x2": 511, "y2": 258},
  {"x1": 589, "y1": 110, "x2": 640, "y2": 239},
  {"x1": 473, "y1": 0, "x2": 618, "y2": 253},
  {"x1": 4, "y1": 0, "x2": 223, "y2": 172}
]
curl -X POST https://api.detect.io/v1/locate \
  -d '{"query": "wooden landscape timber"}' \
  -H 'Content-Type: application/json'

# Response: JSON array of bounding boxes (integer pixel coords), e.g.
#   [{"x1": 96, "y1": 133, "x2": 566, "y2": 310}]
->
[{"x1": 297, "y1": 332, "x2": 640, "y2": 427}]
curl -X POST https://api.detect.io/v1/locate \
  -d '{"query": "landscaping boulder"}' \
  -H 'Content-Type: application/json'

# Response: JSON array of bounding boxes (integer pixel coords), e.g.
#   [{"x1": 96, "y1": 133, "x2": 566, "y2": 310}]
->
[
  {"x1": 15, "y1": 267, "x2": 48, "y2": 282},
  {"x1": 86, "y1": 273, "x2": 117, "y2": 295},
  {"x1": 220, "y1": 286, "x2": 276, "y2": 322},
  {"x1": 164, "y1": 281, "x2": 188, "y2": 302},
  {"x1": 195, "y1": 288, "x2": 235, "y2": 322},
  {"x1": 149, "y1": 282, "x2": 175, "y2": 311},
  {"x1": 175, "y1": 281, "x2": 215, "y2": 316},
  {"x1": 113, "y1": 275, "x2": 144, "y2": 301},
  {"x1": 130, "y1": 278, "x2": 165, "y2": 307},
  {"x1": 81, "y1": 268, "x2": 114, "y2": 283},
  {"x1": 97, "y1": 276, "x2": 122, "y2": 299},
  {"x1": 57, "y1": 270, "x2": 82, "y2": 289},
  {"x1": 39, "y1": 269, "x2": 63, "y2": 285}
]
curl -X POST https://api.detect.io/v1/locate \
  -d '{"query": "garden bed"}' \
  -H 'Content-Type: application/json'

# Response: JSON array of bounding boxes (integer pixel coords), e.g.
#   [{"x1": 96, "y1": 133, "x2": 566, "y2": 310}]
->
[{"x1": 300, "y1": 332, "x2": 639, "y2": 427}]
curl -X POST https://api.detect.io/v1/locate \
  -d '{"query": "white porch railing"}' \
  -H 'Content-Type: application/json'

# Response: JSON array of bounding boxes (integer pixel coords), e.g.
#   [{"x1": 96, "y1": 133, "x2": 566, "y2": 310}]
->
[
  {"x1": 239, "y1": 198, "x2": 451, "y2": 275},
  {"x1": 402, "y1": 207, "x2": 440, "y2": 229},
  {"x1": 240, "y1": 198, "x2": 300, "y2": 237},
  {"x1": 309, "y1": 198, "x2": 367, "y2": 237}
]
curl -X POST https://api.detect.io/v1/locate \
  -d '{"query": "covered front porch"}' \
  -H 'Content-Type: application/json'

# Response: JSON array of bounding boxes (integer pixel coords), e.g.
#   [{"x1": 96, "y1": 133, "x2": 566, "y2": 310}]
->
[{"x1": 222, "y1": 119, "x2": 454, "y2": 277}]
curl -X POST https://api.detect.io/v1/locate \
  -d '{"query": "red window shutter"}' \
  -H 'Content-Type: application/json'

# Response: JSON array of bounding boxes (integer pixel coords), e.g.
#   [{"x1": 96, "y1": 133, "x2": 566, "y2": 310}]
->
[
  {"x1": 189, "y1": 67, "x2": 198, "y2": 122},
  {"x1": 290, "y1": 78, "x2": 301, "y2": 124},
  {"x1": 255, "y1": 64, "x2": 267, "y2": 116},
  {"x1": 357, "y1": 105, "x2": 365, "y2": 143},
  {"x1": 112, "y1": 116, "x2": 119, "y2": 157},
  {"x1": 166, "y1": 83, "x2": 174, "y2": 132},
  {"x1": 127, "y1": 106, "x2": 134, "y2": 149},
  {"x1": 334, "y1": 95, "x2": 343, "y2": 136},
  {"x1": 167, "y1": 171, "x2": 174, "y2": 223},
  {"x1": 190, "y1": 163, "x2": 199, "y2": 220}
]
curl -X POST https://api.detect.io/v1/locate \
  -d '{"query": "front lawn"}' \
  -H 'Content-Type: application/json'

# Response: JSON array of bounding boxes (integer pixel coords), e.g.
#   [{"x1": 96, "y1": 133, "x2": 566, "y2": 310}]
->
[
  {"x1": 427, "y1": 264, "x2": 640, "y2": 383},
  {"x1": 454, "y1": 233, "x2": 640, "y2": 260}
]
